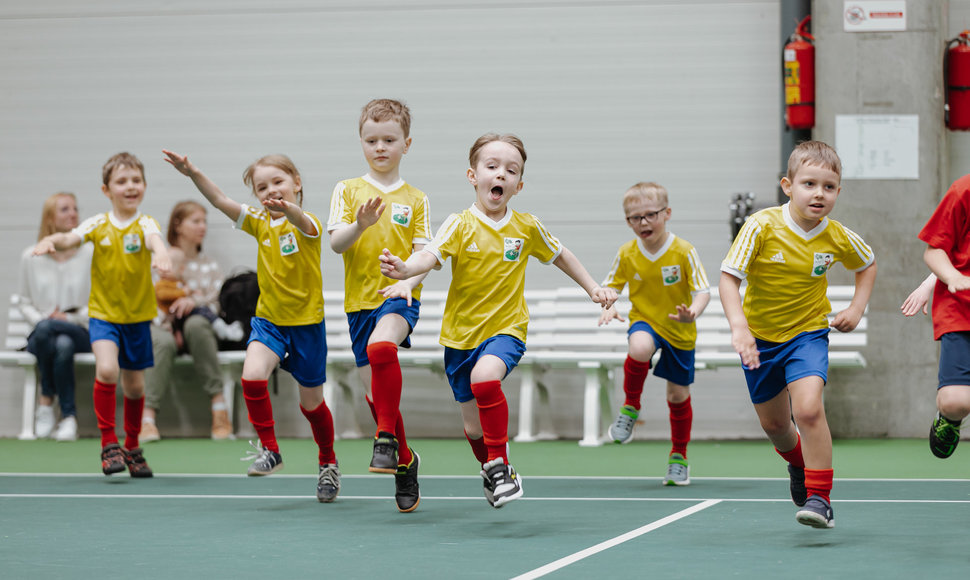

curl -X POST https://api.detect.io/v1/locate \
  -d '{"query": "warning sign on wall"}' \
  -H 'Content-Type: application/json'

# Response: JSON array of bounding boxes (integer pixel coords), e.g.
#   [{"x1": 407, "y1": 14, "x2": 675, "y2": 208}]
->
[{"x1": 844, "y1": 1, "x2": 907, "y2": 32}]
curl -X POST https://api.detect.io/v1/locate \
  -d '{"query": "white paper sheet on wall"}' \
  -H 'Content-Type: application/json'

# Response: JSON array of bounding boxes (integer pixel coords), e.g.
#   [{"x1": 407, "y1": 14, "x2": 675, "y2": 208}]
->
[{"x1": 835, "y1": 114, "x2": 919, "y2": 179}]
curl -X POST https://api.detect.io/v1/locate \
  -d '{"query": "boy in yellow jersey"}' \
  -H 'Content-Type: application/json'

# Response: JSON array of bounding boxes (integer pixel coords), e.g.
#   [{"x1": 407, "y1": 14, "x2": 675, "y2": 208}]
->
[
  {"x1": 328, "y1": 99, "x2": 430, "y2": 512},
  {"x1": 380, "y1": 133, "x2": 617, "y2": 507},
  {"x1": 34, "y1": 152, "x2": 172, "y2": 477},
  {"x1": 163, "y1": 150, "x2": 340, "y2": 503},
  {"x1": 599, "y1": 182, "x2": 711, "y2": 486},
  {"x1": 720, "y1": 141, "x2": 876, "y2": 529}
]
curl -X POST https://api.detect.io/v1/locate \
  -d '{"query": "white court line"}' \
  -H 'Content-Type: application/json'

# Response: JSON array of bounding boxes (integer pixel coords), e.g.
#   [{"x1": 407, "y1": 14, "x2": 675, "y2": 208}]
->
[{"x1": 510, "y1": 499, "x2": 721, "y2": 580}]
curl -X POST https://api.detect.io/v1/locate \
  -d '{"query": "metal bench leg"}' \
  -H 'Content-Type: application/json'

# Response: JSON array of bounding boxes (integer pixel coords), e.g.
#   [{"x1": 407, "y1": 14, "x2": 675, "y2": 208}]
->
[
  {"x1": 19, "y1": 366, "x2": 38, "y2": 440},
  {"x1": 578, "y1": 362, "x2": 604, "y2": 447},
  {"x1": 514, "y1": 365, "x2": 537, "y2": 442},
  {"x1": 220, "y1": 365, "x2": 238, "y2": 438}
]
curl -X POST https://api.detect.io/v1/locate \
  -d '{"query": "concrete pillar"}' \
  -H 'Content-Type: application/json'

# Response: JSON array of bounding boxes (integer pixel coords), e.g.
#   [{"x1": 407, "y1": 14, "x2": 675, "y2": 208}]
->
[{"x1": 813, "y1": 1, "x2": 945, "y2": 436}]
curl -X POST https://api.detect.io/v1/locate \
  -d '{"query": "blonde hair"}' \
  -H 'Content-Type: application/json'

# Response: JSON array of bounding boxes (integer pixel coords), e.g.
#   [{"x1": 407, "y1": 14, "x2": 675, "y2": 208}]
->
[
  {"x1": 37, "y1": 192, "x2": 77, "y2": 242},
  {"x1": 102, "y1": 152, "x2": 145, "y2": 186},
  {"x1": 359, "y1": 99, "x2": 411, "y2": 137},
  {"x1": 242, "y1": 154, "x2": 304, "y2": 205},
  {"x1": 622, "y1": 182, "x2": 669, "y2": 209},
  {"x1": 468, "y1": 133, "x2": 528, "y2": 175},
  {"x1": 787, "y1": 140, "x2": 842, "y2": 180},
  {"x1": 167, "y1": 200, "x2": 207, "y2": 249}
]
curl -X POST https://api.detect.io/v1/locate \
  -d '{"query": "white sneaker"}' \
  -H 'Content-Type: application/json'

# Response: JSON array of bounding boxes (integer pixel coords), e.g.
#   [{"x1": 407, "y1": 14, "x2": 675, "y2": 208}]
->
[
  {"x1": 213, "y1": 319, "x2": 245, "y2": 342},
  {"x1": 53, "y1": 416, "x2": 78, "y2": 441},
  {"x1": 35, "y1": 405, "x2": 56, "y2": 438}
]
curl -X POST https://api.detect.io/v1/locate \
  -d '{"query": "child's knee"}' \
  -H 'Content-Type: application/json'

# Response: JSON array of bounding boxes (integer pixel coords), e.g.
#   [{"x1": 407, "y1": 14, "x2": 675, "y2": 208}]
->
[{"x1": 938, "y1": 386, "x2": 970, "y2": 419}]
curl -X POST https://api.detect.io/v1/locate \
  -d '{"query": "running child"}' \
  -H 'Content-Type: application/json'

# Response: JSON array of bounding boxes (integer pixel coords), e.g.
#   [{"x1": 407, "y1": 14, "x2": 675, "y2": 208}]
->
[
  {"x1": 162, "y1": 150, "x2": 340, "y2": 503},
  {"x1": 720, "y1": 141, "x2": 876, "y2": 529},
  {"x1": 33, "y1": 152, "x2": 172, "y2": 477},
  {"x1": 901, "y1": 173, "x2": 970, "y2": 458},
  {"x1": 599, "y1": 182, "x2": 710, "y2": 485},
  {"x1": 327, "y1": 99, "x2": 429, "y2": 512},
  {"x1": 380, "y1": 133, "x2": 617, "y2": 508}
]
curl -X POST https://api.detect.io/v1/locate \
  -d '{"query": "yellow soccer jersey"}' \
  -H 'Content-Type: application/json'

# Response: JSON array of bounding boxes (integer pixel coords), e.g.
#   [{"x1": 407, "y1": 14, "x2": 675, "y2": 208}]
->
[
  {"x1": 327, "y1": 176, "x2": 431, "y2": 312},
  {"x1": 603, "y1": 234, "x2": 710, "y2": 350},
  {"x1": 237, "y1": 205, "x2": 324, "y2": 326},
  {"x1": 425, "y1": 205, "x2": 562, "y2": 350},
  {"x1": 721, "y1": 203, "x2": 874, "y2": 343},
  {"x1": 74, "y1": 212, "x2": 161, "y2": 324}
]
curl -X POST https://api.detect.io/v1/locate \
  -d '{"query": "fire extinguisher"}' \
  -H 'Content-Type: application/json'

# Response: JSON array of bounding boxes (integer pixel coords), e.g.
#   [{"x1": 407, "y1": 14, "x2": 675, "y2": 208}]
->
[
  {"x1": 784, "y1": 16, "x2": 814, "y2": 130},
  {"x1": 945, "y1": 31, "x2": 970, "y2": 130}
]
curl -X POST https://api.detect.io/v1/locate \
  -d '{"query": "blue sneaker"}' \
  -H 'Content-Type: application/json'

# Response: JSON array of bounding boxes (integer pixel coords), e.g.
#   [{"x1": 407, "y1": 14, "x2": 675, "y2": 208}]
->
[{"x1": 796, "y1": 495, "x2": 835, "y2": 529}]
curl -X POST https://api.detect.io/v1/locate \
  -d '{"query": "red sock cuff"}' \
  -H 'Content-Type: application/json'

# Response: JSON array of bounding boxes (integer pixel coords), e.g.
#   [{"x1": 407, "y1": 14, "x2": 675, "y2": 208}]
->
[
  {"x1": 366, "y1": 341, "x2": 399, "y2": 365},
  {"x1": 775, "y1": 434, "x2": 804, "y2": 468},
  {"x1": 805, "y1": 468, "x2": 834, "y2": 501},
  {"x1": 471, "y1": 380, "x2": 504, "y2": 407},
  {"x1": 668, "y1": 396, "x2": 692, "y2": 414},
  {"x1": 624, "y1": 356, "x2": 651, "y2": 374}
]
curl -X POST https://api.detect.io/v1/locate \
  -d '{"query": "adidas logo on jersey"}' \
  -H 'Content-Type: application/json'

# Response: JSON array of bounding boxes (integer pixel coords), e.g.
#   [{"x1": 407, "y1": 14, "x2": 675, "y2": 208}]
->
[
  {"x1": 633, "y1": 273, "x2": 642, "y2": 281},
  {"x1": 99, "y1": 237, "x2": 112, "y2": 246},
  {"x1": 465, "y1": 242, "x2": 480, "y2": 252},
  {"x1": 770, "y1": 252, "x2": 785, "y2": 263},
  {"x1": 263, "y1": 239, "x2": 272, "y2": 247}
]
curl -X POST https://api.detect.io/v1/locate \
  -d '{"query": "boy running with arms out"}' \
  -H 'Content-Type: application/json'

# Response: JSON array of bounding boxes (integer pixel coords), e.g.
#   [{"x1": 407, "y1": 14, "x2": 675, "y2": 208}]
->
[
  {"x1": 380, "y1": 133, "x2": 616, "y2": 507},
  {"x1": 720, "y1": 141, "x2": 876, "y2": 528}
]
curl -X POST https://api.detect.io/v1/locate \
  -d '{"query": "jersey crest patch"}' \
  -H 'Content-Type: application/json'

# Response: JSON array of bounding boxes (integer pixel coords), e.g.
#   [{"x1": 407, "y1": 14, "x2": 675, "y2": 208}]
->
[
  {"x1": 812, "y1": 252, "x2": 833, "y2": 277},
  {"x1": 504, "y1": 238, "x2": 523, "y2": 262},
  {"x1": 391, "y1": 203, "x2": 412, "y2": 226},
  {"x1": 123, "y1": 233, "x2": 141, "y2": 254},
  {"x1": 279, "y1": 232, "x2": 299, "y2": 256},
  {"x1": 661, "y1": 265, "x2": 681, "y2": 286}
]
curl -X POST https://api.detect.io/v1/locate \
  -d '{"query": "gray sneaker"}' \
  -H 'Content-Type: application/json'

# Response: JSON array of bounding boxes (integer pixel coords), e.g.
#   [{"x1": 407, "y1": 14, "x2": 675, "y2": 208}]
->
[
  {"x1": 608, "y1": 405, "x2": 639, "y2": 444},
  {"x1": 316, "y1": 463, "x2": 341, "y2": 503},
  {"x1": 796, "y1": 495, "x2": 835, "y2": 529},
  {"x1": 663, "y1": 453, "x2": 690, "y2": 486},
  {"x1": 242, "y1": 441, "x2": 284, "y2": 476}
]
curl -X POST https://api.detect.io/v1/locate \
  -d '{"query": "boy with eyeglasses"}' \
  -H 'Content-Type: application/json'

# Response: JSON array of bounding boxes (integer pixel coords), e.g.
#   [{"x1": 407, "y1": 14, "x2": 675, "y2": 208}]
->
[{"x1": 599, "y1": 182, "x2": 711, "y2": 485}]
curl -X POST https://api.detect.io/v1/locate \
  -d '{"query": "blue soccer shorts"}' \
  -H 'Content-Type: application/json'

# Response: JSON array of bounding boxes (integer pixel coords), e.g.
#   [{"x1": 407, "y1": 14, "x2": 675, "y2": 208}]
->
[
  {"x1": 444, "y1": 335, "x2": 526, "y2": 403},
  {"x1": 939, "y1": 331, "x2": 970, "y2": 388},
  {"x1": 346, "y1": 297, "x2": 421, "y2": 367},
  {"x1": 628, "y1": 321, "x2": 695, "y2": 386},
  {"x1": 743, "y1": 328, "x2": 829, "y2": 404},
  {"x1": 249, "y1": 316, "x2": 327, "y2": 387},
  {"x1": 88, "y1": 318, "x2": 153, "y2": 371}
]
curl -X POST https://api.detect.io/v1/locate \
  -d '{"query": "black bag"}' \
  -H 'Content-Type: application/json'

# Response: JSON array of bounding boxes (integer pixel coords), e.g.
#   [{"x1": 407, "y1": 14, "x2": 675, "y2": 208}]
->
[{"x1": 218, "y1": 270, "x2": 259, "y2": 350}]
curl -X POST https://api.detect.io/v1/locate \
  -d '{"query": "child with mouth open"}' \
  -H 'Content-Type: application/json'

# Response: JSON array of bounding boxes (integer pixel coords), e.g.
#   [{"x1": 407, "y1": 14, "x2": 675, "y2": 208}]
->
[{"x1": 379, "y1": 133, "x2": 617, "y2": 508}]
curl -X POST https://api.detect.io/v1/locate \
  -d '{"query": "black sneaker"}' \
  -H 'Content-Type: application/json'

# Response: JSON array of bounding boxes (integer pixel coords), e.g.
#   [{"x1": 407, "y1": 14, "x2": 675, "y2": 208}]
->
[
  {"x1": 481, "y1": 469, "x2": 496, "y2": 507},
  {"x1": 124, "y1": 447, "x2": 154, "y2": 478},
  {"x1": 369, "y1": 431, "x2": 399, "y2": 474},
  {"x1": 242, "y1": 441, "x2": 284, "y2": 476},
  {"x1": 930, "y1": 413, "x2": 961, "y2": 459},
  {"x1": 316, "y1": 463, "x2": 340, "y2": 503},
  {"x1": 482, "y1": 457, "x2": 523, "y2": 508},
  {"x1": 101, "y1": 443, "x2": 126, "y2": 475},
  {"x1": 394, "y1": 450, "x2": 420, "y2": 513},
  {"x1": 788, "y1": 464, "x2": 807, "y2": 507},
  {"x1": 795, "y1": 494, "x2": 835, "y2": 529}
]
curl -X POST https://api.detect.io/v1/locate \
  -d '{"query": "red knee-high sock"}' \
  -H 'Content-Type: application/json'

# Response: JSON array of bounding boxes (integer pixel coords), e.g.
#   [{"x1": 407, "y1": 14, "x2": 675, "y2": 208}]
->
[
  {"x1": 301, "y1": 399, "x2": 336, "y2": 465},
  {"x1": 623, "y1": 356, "x2": 650, "y2": 410},
  {"x1": 804, "y1": 468, "x2": 833, "y2": 503},
  {"x1": 775, "y1": 433, "x2": 805, "y2": 467},
  {"x1": 123, "y1": 396, "x2": 144, "y2": 450},
  {"x1": 668, "y1": 396, "x2": 692, "y2": 458},
  {"x1": 242, "y1": 379, "x2": 278, "y2": 453},
  {"x1": 471, "y1": 380, "x2": 508, "y2": 463},
  {"x1": 94, "y1": 380, "x2": 118, "y2": 447},
  {"x1": 366, "y1": 342, "x2": 412, "y2": 466},
  {"x1": 365, "y1": 396, "x2": 378, "y2": 424},
  {"x1": 465, "y1": 430, "x2": 489, "y2": 465}
]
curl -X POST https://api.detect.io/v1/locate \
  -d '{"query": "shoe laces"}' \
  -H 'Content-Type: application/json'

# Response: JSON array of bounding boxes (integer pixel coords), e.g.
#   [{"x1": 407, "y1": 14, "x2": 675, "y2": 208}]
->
[
  {"x1": 666, "y1": 462, "x2": 688, "y2": 479},
  {"x1": 935, "y1": 417, "x2": 961, "y2": 441},
  {"x1": 318, "y1": 464, "x2": 340, "y2": 489},
  {"x1": 241, "y1": 440, "x2": 274, "y2": 464},
  {"x1": 614, "y1": 413, "x2": 636, "y2": 432}
]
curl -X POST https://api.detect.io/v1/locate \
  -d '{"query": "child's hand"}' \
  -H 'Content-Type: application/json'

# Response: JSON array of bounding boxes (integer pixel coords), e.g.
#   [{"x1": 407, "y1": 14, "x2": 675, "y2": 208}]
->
[
  {"x1": 591, "y1": 286, "x2": 618, "y2": 309},
  {"x1": 668, "y1": 303, "x2": 698, "y2": 323},
  {"x1": 830, "y1": 307, "x2": 863, "y2": 333},
  {"x1": 597, "y1": 305, "x2": 624, "y2": 326},
  {"x1": 379, "y1": 248, "x2": 409, "y2": 280},
  {"x1": 946, "y1": 274, "x2": 970, "y2": 294},
  {"x1": 731, "y1": 329, "x2": 760, "y2": 369},
  {"x1": 262, "y1": 197, "x2": 296, "y2": 214},
  {"x1": 378, "y1": 281, "x2": 414, "y2": 306},
  {"x1": 152, "y1": 252, "x2": 172, "y2": 279},
  {"x1": 900, "y1": 285, "x2": 932, "y2": 317},
  {"x1": 162, "y1": 150, "x2": 196, "y2": 176},
  {"x1": 356, "y1": 197, "x2": 386, "y2": 229},
  {"x1": 169, "y1": 296, "x2": 197, "y2": 319},
  {"x1": 32, "y1": 239, "x2": 56, "y2": 256}
]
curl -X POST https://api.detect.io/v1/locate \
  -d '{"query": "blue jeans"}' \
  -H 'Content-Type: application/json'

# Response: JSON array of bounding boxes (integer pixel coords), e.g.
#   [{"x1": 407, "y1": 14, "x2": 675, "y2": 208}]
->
[{"x1": 26, "y1": 319, "x2": 91, "y2": 417}]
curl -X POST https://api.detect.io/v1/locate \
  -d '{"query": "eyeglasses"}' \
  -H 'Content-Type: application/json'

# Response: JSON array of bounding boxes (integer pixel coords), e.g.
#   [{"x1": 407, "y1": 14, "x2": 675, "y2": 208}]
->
[{"x1": 625, "y1": 207, "x2": 667, "y2": 224}]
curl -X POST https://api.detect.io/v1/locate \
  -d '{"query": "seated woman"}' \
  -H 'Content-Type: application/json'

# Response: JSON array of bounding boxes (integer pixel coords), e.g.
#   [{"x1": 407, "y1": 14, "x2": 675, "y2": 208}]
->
[
  {"x1": 141, "y1": 200, "x2": 240, "y2": 441},
  {"x1": 17, "y1": 192, "x2": 93, "y2": 441}
]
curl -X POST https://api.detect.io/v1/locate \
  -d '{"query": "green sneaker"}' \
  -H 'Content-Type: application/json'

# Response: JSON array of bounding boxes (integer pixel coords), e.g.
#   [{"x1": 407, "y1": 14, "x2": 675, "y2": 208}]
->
[
  {"x1": 930, "y1": 413, "x2": 961, "y2": 459},
  {"x1": 608, "y1": 405, "x2": 639, "y2": 444},
  {"x1": 663, "y1": 453, "x2": 690, "y2": 486}
]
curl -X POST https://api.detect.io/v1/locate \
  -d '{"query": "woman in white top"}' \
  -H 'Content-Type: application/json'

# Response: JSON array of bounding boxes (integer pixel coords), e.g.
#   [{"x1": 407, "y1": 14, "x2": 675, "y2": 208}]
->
[{"x1": 17, "y1": 192, "x2": 93, "y2": 441}]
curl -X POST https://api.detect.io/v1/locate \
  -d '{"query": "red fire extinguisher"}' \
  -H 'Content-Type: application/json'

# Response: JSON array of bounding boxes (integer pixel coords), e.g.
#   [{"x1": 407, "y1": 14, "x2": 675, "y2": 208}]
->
[
  {"x1": 784, "y1": 16, "x2": 814, "y2": 130},
  {"x1": 945, "y1": 31, "x2": 970, "y2": 130}
]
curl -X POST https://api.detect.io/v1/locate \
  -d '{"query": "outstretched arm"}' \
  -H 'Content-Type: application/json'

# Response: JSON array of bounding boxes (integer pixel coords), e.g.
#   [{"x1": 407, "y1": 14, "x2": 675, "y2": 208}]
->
[
  {"x1": 162, "y1": 150, "x2": 242, "y2": 222},
  {"x1": 329, "y1": 197, "x2": 386, "y2": 254},
  {"x1": 262, "y1": 198, "x2": 318, "y2": 236},
  {"x1": 145, "y1": 232, "x2": 172, "y2": 278},
  {"x1": 33, "y1": 232, "x2": 83, "y2": 256},
  {"x1": 379, "y1": 248, "x2": 438, "y2": 280},
  {"x1": 831, "y1": 261, "x2": 877, "y2": 332},
  {"x1": 901, "y1": 273, "x2": 936, "y2": 317},
  {"x1": 925, "y1": 246, "x2": 970, "y2": 294},
  {"x1": 669, "y1": 291, "x2": 711, "y2": 323},
  {"x1": 719, "y1": 271, "x2": 760, "y2": 368},
  {"x1": 378, "y1": 243, "x2": 432, "y2": 306},
  {"x1": 553, "y1": 248, "x2": 617, "y2": 309}
]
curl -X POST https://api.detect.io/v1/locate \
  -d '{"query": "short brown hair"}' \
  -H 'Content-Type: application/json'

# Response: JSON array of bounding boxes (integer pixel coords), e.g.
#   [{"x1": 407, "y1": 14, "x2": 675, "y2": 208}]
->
[
  {"x1": 166, "y1": 200, "x2": 207, "y2": 249},
  {"x1": 468, "y1": 133, "x2": 528, "y2": 175},
  {"x1": 359, "y1": 99, "x2": 411, "y2": 137},
  {"x1": 37, "y1": 192, "x2": 77, "y2": 242},
  {"x1": 622, "y1": 182, "x2": 668, "y2": 209},
  {"x1": 787, "y1": 140, "x2": 842, "y2": 180},
  {"x1": 102, "y1": 152, "x2": 145, "y2": 185},
  {"x1": 242, "y1": 154, "x2": 304, "y2": 205}
]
